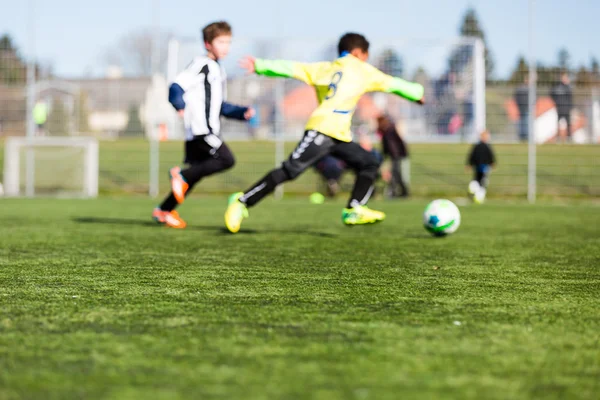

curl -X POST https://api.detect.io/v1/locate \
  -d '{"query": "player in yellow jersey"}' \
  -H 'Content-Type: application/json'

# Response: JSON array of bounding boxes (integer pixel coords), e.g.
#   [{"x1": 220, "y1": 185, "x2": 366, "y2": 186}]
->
[{"x1": 225, "y1": 33, "x2": 425, "y2": 233}]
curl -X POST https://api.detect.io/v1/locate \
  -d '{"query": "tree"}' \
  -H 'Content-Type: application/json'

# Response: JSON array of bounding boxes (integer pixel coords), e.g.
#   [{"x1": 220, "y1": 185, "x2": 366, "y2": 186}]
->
[
  {"x1": 557, "y1": 48, "x2": 571, "y2": 73},
  {"x1": 459, "y1": 8, "x2": 495, "y2": 81},
  {"x1": 46, "y1": 100, "x2": 70, "y2": 136},
  {"x1": 377, "y1": 49, "x2": 404, "y2": 77},
  {"x1": 104, "y1": 28, "x2": 173, "y2": 76},
  {"x1": 591, "y1": 57, "x2": 599, "y2": 76},
  {"x1": 123, "y1": 105, "x2": 144, "y2": 137},
  {"x1": 509, "y1": 56, "x2": 529, "y2": 85},
  {"x1": 0, "y1": 33, "x2": 27, "y2": 84}
]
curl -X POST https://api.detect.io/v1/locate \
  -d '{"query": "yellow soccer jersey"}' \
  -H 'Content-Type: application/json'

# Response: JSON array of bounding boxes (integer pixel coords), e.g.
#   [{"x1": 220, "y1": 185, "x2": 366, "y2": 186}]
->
[{"x1": 254, "y1": 54, "x2": 424, "y2": 142}]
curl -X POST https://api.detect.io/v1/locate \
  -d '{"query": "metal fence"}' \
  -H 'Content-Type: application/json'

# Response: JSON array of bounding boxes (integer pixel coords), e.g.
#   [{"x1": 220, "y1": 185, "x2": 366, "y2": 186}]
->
[{"x1": 1, "y1": 19, "x2": 598, "y2": 200}]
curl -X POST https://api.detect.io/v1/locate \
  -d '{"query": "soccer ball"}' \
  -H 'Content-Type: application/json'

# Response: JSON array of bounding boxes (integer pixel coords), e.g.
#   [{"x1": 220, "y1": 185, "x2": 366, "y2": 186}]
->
[{"x1": 423, "y1": 199, "x2": 461, "y2": 236}]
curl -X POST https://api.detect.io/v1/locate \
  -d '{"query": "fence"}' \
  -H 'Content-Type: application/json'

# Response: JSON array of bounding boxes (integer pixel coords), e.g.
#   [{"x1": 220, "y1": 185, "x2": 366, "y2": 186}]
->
[{"x1": 1, "y1": 33, "x2": 599, "y2": 200}]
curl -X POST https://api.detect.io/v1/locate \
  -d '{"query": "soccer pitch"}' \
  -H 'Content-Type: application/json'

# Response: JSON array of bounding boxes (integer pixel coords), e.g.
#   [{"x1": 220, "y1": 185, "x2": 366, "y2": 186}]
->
[{"x1": 0, "y1": 197, "x2": 598, "y2": 399}]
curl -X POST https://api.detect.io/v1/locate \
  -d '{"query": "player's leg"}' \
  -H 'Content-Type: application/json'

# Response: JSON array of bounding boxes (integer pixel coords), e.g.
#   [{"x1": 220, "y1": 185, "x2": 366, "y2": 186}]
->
[
  {"x1": 473, "y1": 166, "x2": 487, "y2": 204},
  {"x1": 565, "y1": 113, "x2": 572, "y2": 141},
  {"x1": 330, "y1": 142, "x2": 385, "y2": 225},
  {"x1": 156, "y1": 136, "x2": 235, "y2": 228},
  {"x1": 182, "y1": 139, "x2": 235, "y2": 191},
  {"x1": 225, "y1": 130, "x2": 334, "y2": 233},
  {"x1": 390, "y1": 157, "x2": 408, "y2": 197}
]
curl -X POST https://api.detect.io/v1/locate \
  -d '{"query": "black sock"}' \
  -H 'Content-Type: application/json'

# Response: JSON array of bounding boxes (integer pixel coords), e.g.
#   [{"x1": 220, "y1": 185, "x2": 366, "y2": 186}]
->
[
  {"x1": 159, "y1": 192, "x2": 179, "y2": 212},
  {"x1": 240, "y1": 168, "x2": 290, "y2": 207},
  {"x1": 347, "y1": 173, "x2": 376, "y2": 208}
]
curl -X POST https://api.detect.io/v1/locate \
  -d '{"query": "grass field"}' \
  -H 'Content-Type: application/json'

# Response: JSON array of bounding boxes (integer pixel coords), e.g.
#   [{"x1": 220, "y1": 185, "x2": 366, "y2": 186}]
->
[
  {"x1": 0, "y1": 197, "x2": 599, "y2": 399},
  {"x1": 1, "y1": 139, "x2": 598, "y2": 198}
]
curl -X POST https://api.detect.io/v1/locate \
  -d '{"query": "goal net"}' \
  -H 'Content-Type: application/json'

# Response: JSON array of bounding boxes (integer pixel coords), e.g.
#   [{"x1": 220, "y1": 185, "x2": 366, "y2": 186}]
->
[
  {"x1": 166, "y1": 36, "x2": 486, "y2": 143},
  {"x1": 3, "y1": 137, "x2": 99, "y2": 198}
]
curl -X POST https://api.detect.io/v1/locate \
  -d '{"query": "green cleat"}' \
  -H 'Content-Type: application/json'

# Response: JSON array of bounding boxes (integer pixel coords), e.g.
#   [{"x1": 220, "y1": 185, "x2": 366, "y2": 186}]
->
[
  {"x1": 342, "y1": 205, "x2": 386, "y2": 226},
  {"x1": 225, "y1": 192, "x2": 249, "y2": 233}
]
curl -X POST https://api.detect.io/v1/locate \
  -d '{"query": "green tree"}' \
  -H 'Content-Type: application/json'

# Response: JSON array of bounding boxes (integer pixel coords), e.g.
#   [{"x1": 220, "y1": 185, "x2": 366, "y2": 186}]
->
[
  {"x1": 509, "y1": 56, "x2": 529, "y2": 85},
  {"x1": 591, "y1": 57, "x2": 599, "y2": 76},
  {"x1": 557, "y1": 48, "x2": 571, "y2": 73},
  {"x1": 0, "y1": 33, "x2": 26, "y2": 84},
  {"x1": 459, "y1": 8, "x2": 495, "y2": 81},
  {"x1": 46, "y1": 100, "x2": 70, "y2": 136},
  {"x1": 377, "y1": 49, "x2": 404, "y2": 77},
  {"x1": 123, "y1": 105, "x2": 144, "y2": 137}
]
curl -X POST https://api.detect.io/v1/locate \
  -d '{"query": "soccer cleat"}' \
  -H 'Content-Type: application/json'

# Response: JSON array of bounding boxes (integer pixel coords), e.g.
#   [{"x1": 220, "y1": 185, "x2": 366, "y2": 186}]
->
[
  {"x1": 170, "y1": 167, "x2": 189, "y2": 204},
  {"x1": 342, "y1": 205, "x2": 386, "y2": 226},
  {"x1": 152, "y1": 208, "x2": 186, "y2": 228},
  {"x1": 164, "y1": 210, "x2": 187, "y2": 229},
  {"x1": 468, "y1": 180, "x2": 480, "y2": 195},
  {"x1": 224, "y1": 192, "x2": 249, "y2": 233},
  {"x1": 474, "y1": 188, "x2": 487, "y2": 204},
  {"x1": 152, "y1": 208, "x2": 167, "y2": 223}
]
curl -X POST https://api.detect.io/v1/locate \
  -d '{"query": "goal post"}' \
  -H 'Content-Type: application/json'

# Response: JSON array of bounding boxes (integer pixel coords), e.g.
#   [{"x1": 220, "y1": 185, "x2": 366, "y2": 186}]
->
[{"x1": 3, "y1": 137, "x2": 99, "y2": 198}]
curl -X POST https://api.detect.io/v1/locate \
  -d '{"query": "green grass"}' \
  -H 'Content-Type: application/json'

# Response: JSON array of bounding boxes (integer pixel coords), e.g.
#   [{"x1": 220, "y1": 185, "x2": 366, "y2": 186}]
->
[
  {"x1": 1, "y1": 139, "x2": 598, "y2": 198},
  {"x1": 0, "y1": 197, "x2": 599, "y2": 399}
]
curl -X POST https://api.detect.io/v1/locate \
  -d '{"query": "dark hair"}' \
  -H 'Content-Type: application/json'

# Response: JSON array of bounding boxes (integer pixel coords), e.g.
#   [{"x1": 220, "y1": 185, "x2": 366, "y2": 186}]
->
[
  {"x1": 202, "y1": 21, "x2": 232, "y2": 44},
  {"x1": 337, "y1": 33, "x2": 369, "y2": 56}
]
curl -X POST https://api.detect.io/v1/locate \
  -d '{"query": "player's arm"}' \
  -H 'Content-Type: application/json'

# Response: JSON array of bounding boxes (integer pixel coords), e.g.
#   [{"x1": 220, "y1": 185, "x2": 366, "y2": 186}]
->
[
  {"x1": 465, "y1": 147, "x2": 475, "y2": 170},
  {"x1": 169, "y1": 59, "x2": 206, "y2": 116},
  {"x1": 221, "y1": 102, "x2": 255, "y2": 121},
  {"x1": 489, "y1": 147, "x2": 496, "y2": 168},
  {"x1": 367, "y1": 66, "x2": 425, "y2": 104},
  {"x1": 240, "y1": 56, "x2": 323, "y2": 85},
  {"x1": 169, "y1": 83, "x2": 186, "y2": 116}
]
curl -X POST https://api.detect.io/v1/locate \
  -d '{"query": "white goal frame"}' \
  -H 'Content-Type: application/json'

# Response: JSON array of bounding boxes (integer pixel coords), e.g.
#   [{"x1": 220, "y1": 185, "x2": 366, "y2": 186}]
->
[{"x1": 3, "y1": 137, "x2": 99, "y2": 198}]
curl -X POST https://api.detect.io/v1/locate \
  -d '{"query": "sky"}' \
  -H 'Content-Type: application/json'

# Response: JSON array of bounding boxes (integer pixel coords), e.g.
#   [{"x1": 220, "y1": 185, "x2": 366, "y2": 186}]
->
[{"x1": 1, "y1": 0, "x2": 598, "y2": 79}]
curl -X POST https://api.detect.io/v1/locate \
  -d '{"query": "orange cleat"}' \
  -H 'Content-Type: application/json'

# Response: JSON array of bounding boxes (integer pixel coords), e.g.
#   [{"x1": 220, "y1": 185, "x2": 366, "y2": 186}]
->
[
  {"x1": 164, "y1": 210, "x2": 187, "y2": 229},
  {"x1": 152, "y1": 208, "x2": 167, "y2": 223},
  {"x1": 170, "y1": 167, "x2": 189, "y2": 204}
]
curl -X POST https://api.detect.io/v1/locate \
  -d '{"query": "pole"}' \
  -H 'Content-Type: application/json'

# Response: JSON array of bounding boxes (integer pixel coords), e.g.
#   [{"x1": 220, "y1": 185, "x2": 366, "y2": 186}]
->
[
  {"x1": 25, "y1": 0, "x2": 36, "y2": 197},
  {"x1": 274, "y1": 79, "x2": 285, "y2": 200},
  {"x1": 149, "y1": 0, "x2": 160, "y2": 197},
  {"x1": 527, "y1": 0, "x2": 537, "y2": 204},
  {"x1": 273, "y1": 10, "x2": 285, "y2": 200}
]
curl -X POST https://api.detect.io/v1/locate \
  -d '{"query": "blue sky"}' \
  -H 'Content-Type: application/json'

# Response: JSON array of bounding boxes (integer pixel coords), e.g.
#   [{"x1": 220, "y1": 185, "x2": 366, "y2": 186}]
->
[{"x1": 1, "y1": 0, "x2": 598, "y2": 78}]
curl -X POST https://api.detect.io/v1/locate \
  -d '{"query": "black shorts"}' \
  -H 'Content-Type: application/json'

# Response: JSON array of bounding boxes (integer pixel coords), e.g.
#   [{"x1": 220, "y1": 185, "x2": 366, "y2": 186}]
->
[
  {"x1": 184, "y1": 134, "x2": 230, "y2": 164},
  {"x1": 282, "y1": 130, "x2": 378, "y2": 178}
]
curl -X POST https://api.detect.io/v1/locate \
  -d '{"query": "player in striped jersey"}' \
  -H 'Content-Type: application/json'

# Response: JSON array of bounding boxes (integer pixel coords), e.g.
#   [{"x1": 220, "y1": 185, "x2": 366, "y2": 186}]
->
[
  {"x1": 153, "y1": 21, "x2": 255, "y2": 229},
  {"x1": 225, "y1": 33, "x2": 425, "y2": 233}
]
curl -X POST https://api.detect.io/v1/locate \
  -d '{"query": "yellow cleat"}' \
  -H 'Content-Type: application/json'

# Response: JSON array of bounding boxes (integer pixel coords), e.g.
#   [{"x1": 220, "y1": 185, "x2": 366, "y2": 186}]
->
[
  {"x1": 225, "y1": 192, "x2": 249, "y2": 233},
  {"x1": 342, "y1": 205, "x2": 385, "y2": 226}
]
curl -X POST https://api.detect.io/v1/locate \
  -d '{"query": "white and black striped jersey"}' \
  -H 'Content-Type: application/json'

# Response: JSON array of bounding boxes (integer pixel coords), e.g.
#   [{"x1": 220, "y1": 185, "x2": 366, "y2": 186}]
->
[{"x1": 172, "y1": 56, "x2": 227, "y2": 140}]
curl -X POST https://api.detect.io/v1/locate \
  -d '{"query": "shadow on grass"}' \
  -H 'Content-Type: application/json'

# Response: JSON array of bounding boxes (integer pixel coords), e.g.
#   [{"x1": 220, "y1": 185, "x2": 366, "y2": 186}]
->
[{"x1": 72, "y1": 217, "x2": 338, "y2": 238}]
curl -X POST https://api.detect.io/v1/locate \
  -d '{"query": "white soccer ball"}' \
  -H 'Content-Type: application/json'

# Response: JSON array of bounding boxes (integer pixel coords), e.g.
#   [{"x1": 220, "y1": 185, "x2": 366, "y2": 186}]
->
[
  {"x1": 423, "y1": 199, "x2": 461, "y2": 236},
  {"x1": 0, "y1": 182, "x2": 3, "y2": 197}
]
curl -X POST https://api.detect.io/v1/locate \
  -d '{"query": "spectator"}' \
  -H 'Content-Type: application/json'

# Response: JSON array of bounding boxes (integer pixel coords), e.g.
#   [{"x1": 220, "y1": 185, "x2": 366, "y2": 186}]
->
[
  {"x1": 466, "y1": 130, "x2": 496, "y2": 204},
  {"x1": 514, "y1": 76, "x2": 529, "y2": 142},
  {"x1": 33, "y1": 100, "x2": 48, "y2": 136},
  {"x1": 551, "y1": 72, "x2": 573, "y2": 142},
  {"x1": 376, "y1": 115, "x2": 409, "y2": 198}
]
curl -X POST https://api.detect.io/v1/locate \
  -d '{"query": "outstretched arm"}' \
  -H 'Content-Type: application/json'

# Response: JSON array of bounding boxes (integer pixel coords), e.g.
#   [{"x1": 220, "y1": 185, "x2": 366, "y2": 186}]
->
[
  {"x1": 239, "y1": 56, "x2": 323, "y2": 85},
  {"x1": 367, "y1": 65, "x2": 425, "y2": 104},
  {"x1": 387, "y1": 77, "x2": 425, "y2": 104},
  {"x1": 221, "y1": 102, "x2": 255, "y2": 121}
]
